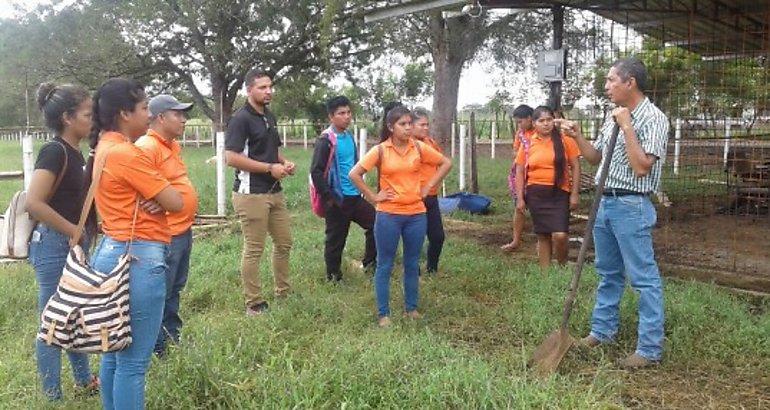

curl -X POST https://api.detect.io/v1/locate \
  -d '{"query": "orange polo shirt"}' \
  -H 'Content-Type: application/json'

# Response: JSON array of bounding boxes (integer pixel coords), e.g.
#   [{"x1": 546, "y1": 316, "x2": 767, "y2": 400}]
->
[
  {"x1": 95, "y1": 131, "x2": 172, "y2": 243},
  {"x1": 358, "y1": 138, "x2": 444, "y2": 215},
  {"x1": 136, "y1": 129, "x2": 198, "y2": 236},
  {"x1": 416, "y1": 136, "x2": 442, "y2": 196},
  {"x1": 515, "y1": 133, "x2": 579, "y2": 192},
  {"x1": 513, "y1": 127, "x2": 537, "y2": 154}
]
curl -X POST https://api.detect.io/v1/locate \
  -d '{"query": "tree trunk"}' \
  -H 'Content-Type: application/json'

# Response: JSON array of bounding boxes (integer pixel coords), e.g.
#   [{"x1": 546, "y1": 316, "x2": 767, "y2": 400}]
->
[
  {"x1": 430, "y1": 57, "x2": 463, "y2": 149},
  {"x1": 211, "y1": 75, "x2": 227, "y2": 132}
]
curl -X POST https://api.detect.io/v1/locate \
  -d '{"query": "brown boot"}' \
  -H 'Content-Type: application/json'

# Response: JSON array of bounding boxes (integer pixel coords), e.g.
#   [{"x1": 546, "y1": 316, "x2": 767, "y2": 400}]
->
[
  {"x1": 579, "y1": 335, "x2": 602, "y2": 348},
  {"x1": 405, "y1": 310, "x2": 423, "y2": 320},
  {"x1": 622, "y1": 353, "x2": 659, "y2": 369}
]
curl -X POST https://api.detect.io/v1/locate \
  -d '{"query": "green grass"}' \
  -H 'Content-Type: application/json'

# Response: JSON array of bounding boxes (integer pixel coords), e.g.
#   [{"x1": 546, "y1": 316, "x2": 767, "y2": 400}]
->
[{"x1": 0, "y1": 141, "x2": 768, "y2": 408}]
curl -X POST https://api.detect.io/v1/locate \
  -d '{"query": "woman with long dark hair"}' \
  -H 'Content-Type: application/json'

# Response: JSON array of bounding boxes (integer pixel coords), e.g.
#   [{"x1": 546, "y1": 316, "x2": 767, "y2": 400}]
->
[
  {"x1": 515, "y1": 106, "x2": 580, "y2": 269},
  {"x1": 26, "y1": 82, "x2": 98, "y2": 401},
  {"x1": 349, "y1": 105, "x2": 451, "y2": 327},
  {"x1": 86, "y1": 78, "x2": 182, "y2": 409}
]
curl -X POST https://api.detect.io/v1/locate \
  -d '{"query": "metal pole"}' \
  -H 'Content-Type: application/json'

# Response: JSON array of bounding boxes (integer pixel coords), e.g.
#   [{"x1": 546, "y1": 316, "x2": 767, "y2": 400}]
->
[
  {"x1": 470, "y1": 112, "x2": 478, "y2": 194},
  {"x1": 490, "y1": 121, "x2": 497, "y2": 159},
  {"x1": 282, "y1": 125, "x2": 287, "y2": 147},
  {"x1": 22, "y1": 133, "x2": 34, "y2": 190},
  {"x1": 459, "y1": 123, "x2": 466, "y2": 191},
  {"x1": 303, "y1": 124, "x2": 308, "y2": 150},
  {"x1": 723, "y1": 122, "x2": 731, "y2": 169},
  {"x1": 216, "y1": 131, "x2": 226, "y2": 216},
  {"x1": 451, "y1": 122, "x2": 456, "y2": 158},
  {"x1": 359, "y1": 128, "x2": 367, "y2": 160},
  {"x1": 673, "y1": 118, "x2": 681, "y2": 175},
  {"x1": 547, "y1": 5, "x2": 564, "y2": 111}
]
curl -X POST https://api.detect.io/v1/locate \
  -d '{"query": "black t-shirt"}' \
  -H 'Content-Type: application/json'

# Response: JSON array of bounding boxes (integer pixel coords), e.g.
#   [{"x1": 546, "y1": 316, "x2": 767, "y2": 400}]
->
[
  {"x1": 225, "y1": 103, "x2": 283, "y2": 194},
  {"x1": 34, "y1": 138, "x2": 86, "y2": 225}
]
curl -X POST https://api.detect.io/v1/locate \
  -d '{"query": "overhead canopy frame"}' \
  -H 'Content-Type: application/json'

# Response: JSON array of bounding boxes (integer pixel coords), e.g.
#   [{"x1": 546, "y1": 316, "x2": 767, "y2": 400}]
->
[{"x1": 366, "y1": 0, "x2": 770, "y2": 58}]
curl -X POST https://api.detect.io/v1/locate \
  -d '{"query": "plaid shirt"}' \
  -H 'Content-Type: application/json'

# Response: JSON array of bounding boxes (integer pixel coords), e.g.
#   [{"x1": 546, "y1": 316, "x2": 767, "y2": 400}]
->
[{"x1": 593, "y1": 97, "x2": 669, "y2": 193}]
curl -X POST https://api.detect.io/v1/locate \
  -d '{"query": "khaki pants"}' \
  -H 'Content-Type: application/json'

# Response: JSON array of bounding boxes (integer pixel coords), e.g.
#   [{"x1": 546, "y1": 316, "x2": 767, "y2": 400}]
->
[{"x1": 232, "y1": 192, "x2": 292, "y2": 307}]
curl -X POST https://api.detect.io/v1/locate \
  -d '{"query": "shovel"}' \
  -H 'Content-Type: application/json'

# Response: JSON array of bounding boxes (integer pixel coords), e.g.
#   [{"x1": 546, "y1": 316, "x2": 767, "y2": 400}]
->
[{"x1": 529, "y1": 123, "x2": 621, "y2": 377}]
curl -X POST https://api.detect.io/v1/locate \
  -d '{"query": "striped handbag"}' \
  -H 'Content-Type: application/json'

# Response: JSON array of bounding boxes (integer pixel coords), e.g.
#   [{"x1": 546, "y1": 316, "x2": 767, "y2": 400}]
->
[{"x1": 37, "y1": 150, "x2": 138, "y2": 353}]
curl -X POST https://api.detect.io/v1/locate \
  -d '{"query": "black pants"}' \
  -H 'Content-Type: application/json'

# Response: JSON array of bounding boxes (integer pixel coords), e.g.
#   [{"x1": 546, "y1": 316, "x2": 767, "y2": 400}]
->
[
  {"x1": 324, "y1": 195, "x2": 376, "y2": 277},
  {"x1": 424, "y1": 195, "x2": 446, "y2": 272}
]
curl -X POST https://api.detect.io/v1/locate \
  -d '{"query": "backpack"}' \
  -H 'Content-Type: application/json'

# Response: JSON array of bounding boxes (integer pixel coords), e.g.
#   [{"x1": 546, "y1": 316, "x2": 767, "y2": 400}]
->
[
  {"x1": 507, "y1": 129, "x2": 530, "y2": 197},
  {"x1": 0, "y1": 142, "x2": 68, "y2": 259},
  {"x1": 309, "y1": 129, "x2": 338, "y2": 218}
]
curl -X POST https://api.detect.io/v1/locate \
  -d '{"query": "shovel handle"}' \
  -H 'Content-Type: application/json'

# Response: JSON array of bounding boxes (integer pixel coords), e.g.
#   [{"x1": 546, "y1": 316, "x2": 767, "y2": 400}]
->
[{"x1": 559, "y1": 123, "x2": 621, "y2": 329}]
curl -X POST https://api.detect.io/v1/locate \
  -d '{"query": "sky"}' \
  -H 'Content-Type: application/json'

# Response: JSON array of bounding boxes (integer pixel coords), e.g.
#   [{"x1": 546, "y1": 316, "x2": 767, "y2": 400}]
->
[{"x1": 0, "y1": 0, "x2": 559, "y2": 111}]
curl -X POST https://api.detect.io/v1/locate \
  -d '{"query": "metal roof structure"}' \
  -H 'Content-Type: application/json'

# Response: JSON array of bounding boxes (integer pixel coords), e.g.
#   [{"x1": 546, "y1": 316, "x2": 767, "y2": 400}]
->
[{"x1": 368, "y1": 1, "x2": 770, "y2": 58}]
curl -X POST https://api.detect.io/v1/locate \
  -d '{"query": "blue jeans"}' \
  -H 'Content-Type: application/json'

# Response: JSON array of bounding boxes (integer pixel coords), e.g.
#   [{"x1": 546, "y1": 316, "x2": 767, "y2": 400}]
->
[
  {"x1": 590, "y1": 195, "x2": 665, "y2": 361},
  {"x1": 154, "y1": 229, "x2": 192, "y2": 354},
  {"x1": 374, "y1": 212, "x2": 427, "y2": 317},
  {"x1": 29, "y1": 224, "x2": 92, "y2": 401},
  {"x1": 91, "y1": 236, "x2": 168, "y2": 410}
]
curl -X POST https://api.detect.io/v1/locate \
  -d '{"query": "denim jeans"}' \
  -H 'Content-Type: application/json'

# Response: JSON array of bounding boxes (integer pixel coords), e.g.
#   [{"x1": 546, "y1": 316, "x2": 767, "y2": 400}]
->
[
  {"x1": 29, "y1": 224, "x2": 91, "y2": 401},
  {"x1": 374, "y1": 212, "x2": 427, "y2": 317},
  {"x1": 91, "y1": 236, "x2": 168, "y2": 410},
  {"x1": 423, "y1": 196, "x2": 445, "y2": 272},
  {"x1": 590, "y1": 195, "x2": 665, "y2": 361},
  {"x1": 154, "y1": 229, "x2": 192, "y2": 354}
]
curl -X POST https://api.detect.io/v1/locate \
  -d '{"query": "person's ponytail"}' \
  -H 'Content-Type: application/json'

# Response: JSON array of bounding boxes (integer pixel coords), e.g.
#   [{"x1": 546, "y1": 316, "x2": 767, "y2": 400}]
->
[{"x1": 552, "y1": 126, "x2": 566, "y2": 189}]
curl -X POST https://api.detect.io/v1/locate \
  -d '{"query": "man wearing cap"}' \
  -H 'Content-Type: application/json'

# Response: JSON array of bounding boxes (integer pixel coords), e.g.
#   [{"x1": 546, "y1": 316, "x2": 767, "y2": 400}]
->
[{"x1": 136, "y1": 94, "x2": 198, "y2": 356}]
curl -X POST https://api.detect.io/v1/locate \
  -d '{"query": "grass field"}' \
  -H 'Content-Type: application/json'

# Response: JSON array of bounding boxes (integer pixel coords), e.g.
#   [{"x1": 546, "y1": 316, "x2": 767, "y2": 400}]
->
[{"x1": 0, "y1": 140, "x2": 768, "y2": 409}]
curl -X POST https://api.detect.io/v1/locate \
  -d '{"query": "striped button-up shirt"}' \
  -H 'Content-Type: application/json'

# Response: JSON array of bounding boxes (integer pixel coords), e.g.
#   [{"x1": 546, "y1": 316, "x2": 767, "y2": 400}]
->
[{"x1": 593, "y1": 97, "x2": 669, "y2": 193}]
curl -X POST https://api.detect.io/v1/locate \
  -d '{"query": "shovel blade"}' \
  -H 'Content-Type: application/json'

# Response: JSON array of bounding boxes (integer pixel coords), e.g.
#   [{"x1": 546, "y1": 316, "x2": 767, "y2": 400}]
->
[{"x1": 529, "y1": 328, "x2": 576, "y2": 377}]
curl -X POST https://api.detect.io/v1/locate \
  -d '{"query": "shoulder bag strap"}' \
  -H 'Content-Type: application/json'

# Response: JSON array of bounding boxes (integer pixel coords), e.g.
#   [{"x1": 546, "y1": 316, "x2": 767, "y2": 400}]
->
[
  {"x1": 46, "y1": 141, "x2": 69, "y2": 203},
  {"x1": 125, "y1": 199, "x2": 140, "y2": 255},
  {"x1": 70, "y1": 151, "x2": 109, "y2": 248},
  {"x1": 321, "y1": 130, "x2": 336, "y2": 178},
  {"x1": 414, "y1": 140, "x2": 422, "y2": 161}
]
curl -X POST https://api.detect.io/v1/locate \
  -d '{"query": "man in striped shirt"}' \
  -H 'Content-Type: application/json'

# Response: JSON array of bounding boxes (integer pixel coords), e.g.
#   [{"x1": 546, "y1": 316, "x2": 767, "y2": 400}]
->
[{"x1": 558, "y1": 57, "x2": 669, "y2": 369}]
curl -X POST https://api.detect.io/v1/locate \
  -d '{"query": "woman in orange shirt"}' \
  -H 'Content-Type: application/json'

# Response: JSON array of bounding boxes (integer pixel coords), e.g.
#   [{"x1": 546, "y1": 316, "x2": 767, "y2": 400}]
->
[
  {"x1": 349, "y1": 105, "x2": 451, "y2": 327},
  {"x1": 515, "y1": 106, "x2": 580, "y2": 269},
  {"x1": 85, "y1": 78, "x2": 183, "y2": 410},
  {"x1": 411, "y1": 108, "x2": 445, "y2": 274}
]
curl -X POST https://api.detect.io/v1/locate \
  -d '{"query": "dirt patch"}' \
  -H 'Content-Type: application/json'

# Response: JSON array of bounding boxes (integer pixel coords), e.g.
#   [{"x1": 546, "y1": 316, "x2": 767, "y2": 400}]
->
[
  {"x1": 444, "y1": 208, "x2": 770, "y2": 295},
  {"x1": 619, "y1": 365, "x2": 769, "y2": 409}
]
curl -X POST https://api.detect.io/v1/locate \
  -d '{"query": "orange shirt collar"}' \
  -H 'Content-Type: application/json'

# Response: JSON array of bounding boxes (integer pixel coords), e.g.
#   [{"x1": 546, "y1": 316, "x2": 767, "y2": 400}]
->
[
  {"x1": 382, "y1": 137, "x2": 417, "y2": 151},
  {"x1": 146, "y1": 128, "x2": 180, "y2": 153},
  {"x1": 101, "y1": 131, "x2": 130, "y2": 144}
]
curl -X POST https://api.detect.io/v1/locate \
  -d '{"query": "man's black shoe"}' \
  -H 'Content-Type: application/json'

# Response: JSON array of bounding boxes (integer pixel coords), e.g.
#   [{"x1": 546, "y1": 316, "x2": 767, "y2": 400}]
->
[{"x1": 246, "y1": 301, "x2": 269, "y2": 316}]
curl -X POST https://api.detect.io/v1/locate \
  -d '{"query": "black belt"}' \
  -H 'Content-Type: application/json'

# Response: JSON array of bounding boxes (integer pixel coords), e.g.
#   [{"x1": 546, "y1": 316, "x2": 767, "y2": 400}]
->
[{"x1": 602, "y1": 188, "x2": 649, "y2": 196}]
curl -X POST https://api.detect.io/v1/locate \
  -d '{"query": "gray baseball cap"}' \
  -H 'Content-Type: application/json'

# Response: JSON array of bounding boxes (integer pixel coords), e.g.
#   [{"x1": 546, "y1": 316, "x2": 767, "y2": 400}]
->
[{"x1": 149, "y1": 94, "x2": 194, "y2": 118}]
